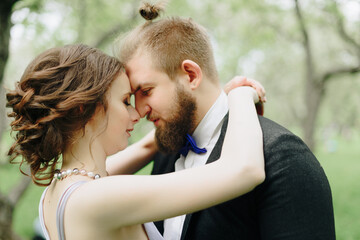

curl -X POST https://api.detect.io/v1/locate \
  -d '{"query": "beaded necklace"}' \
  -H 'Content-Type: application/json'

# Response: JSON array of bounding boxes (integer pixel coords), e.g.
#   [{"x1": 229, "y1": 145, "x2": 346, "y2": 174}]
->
[{"x1": 53, "y1": 168, "x2": 101, "y2": 181}]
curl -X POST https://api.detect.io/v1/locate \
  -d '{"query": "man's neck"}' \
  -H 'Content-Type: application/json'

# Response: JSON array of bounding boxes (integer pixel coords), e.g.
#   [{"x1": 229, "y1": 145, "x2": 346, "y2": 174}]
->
[{"x1": 192, "y1": 82, "x2": 222, "y2": 133}]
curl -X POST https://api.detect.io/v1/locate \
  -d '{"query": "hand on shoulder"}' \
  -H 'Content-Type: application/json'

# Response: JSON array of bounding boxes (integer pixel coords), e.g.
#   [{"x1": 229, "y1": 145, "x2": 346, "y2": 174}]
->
[{"x1": 224, "y1": 76, "x2": 266, "y2": 103}]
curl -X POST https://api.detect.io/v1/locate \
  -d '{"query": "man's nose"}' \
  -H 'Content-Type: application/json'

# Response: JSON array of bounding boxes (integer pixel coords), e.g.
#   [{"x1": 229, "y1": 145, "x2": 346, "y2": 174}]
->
[{"x1": 135, "y1": 98, "x2": 151, "y2": 118}]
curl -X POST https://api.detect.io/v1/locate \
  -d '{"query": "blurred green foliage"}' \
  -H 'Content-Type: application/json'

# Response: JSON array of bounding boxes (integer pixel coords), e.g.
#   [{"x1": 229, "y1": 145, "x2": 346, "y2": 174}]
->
[{"x1": 1, "y1": 0, "x2": 359, "y2": 239}]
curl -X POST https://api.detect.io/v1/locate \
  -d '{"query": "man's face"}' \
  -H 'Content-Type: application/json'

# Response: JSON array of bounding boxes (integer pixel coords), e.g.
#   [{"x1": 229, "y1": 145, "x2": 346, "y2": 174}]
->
[{"x1": 126, "y1": 51, "x2": 197, "y2": 153}]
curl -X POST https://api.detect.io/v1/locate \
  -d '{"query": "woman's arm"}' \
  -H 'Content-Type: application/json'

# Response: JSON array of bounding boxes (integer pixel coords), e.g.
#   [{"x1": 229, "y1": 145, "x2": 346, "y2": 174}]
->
[
  {"x1": 71, "y1": 86, "x2": 264, "y2": 228},
  {"x1": 106, "y1": 129, "x2": 157, "y2": 175}
]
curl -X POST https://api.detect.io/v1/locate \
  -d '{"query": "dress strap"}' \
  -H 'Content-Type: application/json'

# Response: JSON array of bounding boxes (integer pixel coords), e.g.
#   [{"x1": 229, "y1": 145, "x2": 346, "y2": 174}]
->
[
  {"x1": 39, "y1": 187, "x2": 51, "y2": 240},
  {"x1": 56, "y1": 181, "x2": 87, "y2": 240}
]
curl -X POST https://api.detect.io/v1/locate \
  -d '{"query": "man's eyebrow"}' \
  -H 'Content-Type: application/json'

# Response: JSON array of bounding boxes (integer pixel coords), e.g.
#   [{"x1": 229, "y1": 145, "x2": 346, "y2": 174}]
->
[
  {"x1": 133, "y1": 85, "x2": 142, "y2": 94},
  {"x1": 133, "y1": 83, "x2": 152, "y2": 94}
]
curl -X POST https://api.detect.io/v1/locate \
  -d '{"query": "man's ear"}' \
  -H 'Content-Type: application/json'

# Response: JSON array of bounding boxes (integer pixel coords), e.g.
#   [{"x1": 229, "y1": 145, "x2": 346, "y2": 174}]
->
[{"x1": 181, "y1": 60, "x2": 202, "y2": 90}]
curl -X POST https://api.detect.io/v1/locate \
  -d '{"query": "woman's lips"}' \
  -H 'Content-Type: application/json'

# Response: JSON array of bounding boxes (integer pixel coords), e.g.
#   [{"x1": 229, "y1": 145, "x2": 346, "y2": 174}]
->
[{"x1": 126, "y1": 129, "x2": 133, "y2": 137}]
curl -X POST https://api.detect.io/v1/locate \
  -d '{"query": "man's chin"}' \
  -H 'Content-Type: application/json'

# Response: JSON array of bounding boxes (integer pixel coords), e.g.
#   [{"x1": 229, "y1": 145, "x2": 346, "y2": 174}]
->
[
  {"x1": 153, "y1": 83, "x2": 197, "y2": 154},
  {"x1": 155, "y1": 140, "x2": 181, "y2": 154},
  {"x1": 155, "y1": 128, "x2": 185, "y2": 154}
]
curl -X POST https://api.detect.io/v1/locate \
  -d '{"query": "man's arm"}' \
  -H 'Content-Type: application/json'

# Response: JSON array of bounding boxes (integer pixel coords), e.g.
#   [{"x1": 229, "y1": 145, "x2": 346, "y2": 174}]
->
[{"x1": 106, "y1": 130, "x2": 157, "y2": 175}]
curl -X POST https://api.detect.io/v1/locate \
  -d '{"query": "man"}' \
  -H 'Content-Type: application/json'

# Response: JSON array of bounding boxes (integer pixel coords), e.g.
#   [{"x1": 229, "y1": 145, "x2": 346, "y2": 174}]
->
[{"x1": 115, "y1": 12, "x2": 335, "y2": 240}]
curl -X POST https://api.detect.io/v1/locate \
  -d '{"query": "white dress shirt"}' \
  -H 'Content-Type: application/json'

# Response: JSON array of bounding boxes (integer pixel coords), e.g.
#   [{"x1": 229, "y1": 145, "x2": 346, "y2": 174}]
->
[{"x1": 163, "y1": 91, "x2": 229, "y2": 240}]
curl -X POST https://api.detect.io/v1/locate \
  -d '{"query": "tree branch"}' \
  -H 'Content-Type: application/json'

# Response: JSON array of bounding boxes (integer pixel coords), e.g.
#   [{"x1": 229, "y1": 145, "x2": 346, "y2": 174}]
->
[
  {"x1": 294, "y1": 0, "x2": 315, "y2": 81},
  {"x1": 322, "y1": 65, "x2": 360, "y2": 83},
  {"x1": 92, "y1": 3, "x2": 139, "y2": 48},
  {"x1": 12, "y1": 0, "x2": 44, "y2": 12},
  {"x1": 0, "y1": 190, "x2": 6, "y2": 202},
  {"x1": 330, "y1": 0, "x2": 360, "y2": 53},
  {"x1": 0, "y1": 0, "x2": 20, "y2": 11},
  {"x1": 92, "y1": 20, "x2": 135, "y2": 48},
  {"x1": 76, "y1": 0, "x2": 87, "y2": 43},
  {"x1": 8, "y1": 176, "x2": 31, "y2": 206},
  {"x1": 265, "y1": 21, "x2": 299, "y2": 43}
]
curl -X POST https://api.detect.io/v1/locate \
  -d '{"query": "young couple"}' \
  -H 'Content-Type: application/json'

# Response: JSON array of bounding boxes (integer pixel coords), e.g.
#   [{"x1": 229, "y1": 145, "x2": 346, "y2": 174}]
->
[{"x1": 7, "y1": 3, "x2": 335, "y2": 240}]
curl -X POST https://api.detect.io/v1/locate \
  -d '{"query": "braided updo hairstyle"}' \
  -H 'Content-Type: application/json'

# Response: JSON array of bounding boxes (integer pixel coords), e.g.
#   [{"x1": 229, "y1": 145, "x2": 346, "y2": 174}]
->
[{"x1": 6, "y1": 44, "x2": 123, "y2": 186}]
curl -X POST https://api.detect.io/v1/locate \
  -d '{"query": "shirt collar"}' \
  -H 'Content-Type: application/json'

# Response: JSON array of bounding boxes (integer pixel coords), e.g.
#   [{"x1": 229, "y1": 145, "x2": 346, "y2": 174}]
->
[{"x1": 192, "y1": 91, "x2": 228, "y2": 148}]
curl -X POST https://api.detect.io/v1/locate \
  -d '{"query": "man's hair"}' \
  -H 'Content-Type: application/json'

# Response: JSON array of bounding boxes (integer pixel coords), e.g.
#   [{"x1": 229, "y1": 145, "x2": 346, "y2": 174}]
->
[{"x1": 114, "y1": 2, "x2": 218, "y2": 82}]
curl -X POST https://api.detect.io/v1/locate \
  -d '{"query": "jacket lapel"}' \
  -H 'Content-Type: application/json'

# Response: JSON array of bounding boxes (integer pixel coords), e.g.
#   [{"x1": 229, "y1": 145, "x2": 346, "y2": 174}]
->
[
  {"x1": 153, "y1": 153, "x2": 179, "y2": 235},
  {"x1": 180, "y1": 113, "x2": 229, "y2": 239},
  {"x1": 206, "y1": 113, "x2": 229, "y2": 164}
]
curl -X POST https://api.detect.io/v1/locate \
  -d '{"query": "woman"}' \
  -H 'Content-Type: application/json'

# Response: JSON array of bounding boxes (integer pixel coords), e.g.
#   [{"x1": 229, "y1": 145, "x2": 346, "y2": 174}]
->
[{"x1": 7, "y1": 44, "x2": 265, "y2": 240}]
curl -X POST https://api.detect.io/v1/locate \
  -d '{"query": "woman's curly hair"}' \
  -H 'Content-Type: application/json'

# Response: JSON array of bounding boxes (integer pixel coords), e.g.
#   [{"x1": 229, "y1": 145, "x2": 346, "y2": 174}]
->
[{"x1": 6, "y1": 44, "x2": 123, "y2": 186}]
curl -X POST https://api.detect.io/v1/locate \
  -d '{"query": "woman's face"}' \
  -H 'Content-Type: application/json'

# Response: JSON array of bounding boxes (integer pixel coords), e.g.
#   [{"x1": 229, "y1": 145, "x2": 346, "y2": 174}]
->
[{"x1": 96, "y1": 73, "x2": 140, "y2": 155}]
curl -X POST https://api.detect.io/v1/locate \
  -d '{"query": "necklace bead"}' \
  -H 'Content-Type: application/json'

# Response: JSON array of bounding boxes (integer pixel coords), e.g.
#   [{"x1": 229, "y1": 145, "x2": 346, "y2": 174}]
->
[{"x1": 54, "y1": 168, "x2": 101, "y2": 180}]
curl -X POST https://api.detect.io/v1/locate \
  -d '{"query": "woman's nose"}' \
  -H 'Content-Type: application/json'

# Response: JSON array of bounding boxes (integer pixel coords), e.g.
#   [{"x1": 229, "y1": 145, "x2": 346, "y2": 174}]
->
[{"x1": 130, "y1": 106, "x2": 140, "y2": 123}]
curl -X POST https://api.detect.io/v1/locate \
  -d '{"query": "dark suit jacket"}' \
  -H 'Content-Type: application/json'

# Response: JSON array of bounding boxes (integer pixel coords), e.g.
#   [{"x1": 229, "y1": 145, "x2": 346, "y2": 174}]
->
[{"x1": 152, "y1": 115, "x2": 335, "y2": 240}]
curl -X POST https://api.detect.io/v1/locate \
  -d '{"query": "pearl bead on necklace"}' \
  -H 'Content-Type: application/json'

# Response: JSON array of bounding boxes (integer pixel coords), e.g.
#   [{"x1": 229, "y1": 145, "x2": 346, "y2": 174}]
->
[{"x1": 53, "y1": 168, "x2": 101, "y2": 181}]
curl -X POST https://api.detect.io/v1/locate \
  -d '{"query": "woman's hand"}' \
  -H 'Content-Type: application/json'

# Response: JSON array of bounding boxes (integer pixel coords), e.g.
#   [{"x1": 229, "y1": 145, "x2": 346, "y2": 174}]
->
[
  {"x1": 224, "y1": 76, "x2": 266, "y2": 103},
  {"x1": 224, "y1": 76, "x2": 266, "y2": 116}
]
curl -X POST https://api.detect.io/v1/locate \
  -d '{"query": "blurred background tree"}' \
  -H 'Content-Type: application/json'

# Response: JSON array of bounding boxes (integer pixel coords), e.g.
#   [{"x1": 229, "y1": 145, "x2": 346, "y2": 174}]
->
[{"x1": 0, "y1": 0, "x2": 359, "y2": 239}]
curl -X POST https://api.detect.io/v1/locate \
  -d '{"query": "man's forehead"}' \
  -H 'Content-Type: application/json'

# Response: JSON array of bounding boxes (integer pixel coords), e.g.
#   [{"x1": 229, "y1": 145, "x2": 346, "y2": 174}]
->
[
  {"x1": 125, "y1": 52, "x2": 162, "y2": 92},
  {"x1": 128, "y1": 74, "x2": 152, "y2": 93},
  {"x1": 124, "y1": 65, "x2": 140, "y2": 91},
  {"x1": 127, "y1": 70, "x2": 157, "y2": 92}
]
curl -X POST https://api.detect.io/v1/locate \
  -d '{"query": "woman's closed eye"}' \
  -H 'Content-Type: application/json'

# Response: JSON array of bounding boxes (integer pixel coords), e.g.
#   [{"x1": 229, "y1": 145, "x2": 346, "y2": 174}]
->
[{"x1": 123, "y1": 96, "x2": 131, "y2": 106}]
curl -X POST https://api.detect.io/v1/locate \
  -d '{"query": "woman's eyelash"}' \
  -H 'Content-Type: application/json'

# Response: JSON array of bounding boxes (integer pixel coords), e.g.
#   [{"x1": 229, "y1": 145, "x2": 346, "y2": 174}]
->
[{"x1": 124, "y1": 98, "x2": 131, "y2": 106}]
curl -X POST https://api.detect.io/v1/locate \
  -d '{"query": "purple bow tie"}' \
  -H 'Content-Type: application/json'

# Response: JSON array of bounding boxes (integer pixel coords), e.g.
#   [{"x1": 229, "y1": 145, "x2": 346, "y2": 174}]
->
[{"x1": 179, "y1": 134, "x2": 207, "y2": 157}]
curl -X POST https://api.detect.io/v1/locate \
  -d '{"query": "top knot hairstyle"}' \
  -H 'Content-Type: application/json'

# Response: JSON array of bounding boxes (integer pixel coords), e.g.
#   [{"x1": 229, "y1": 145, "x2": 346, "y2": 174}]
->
[
  {"x1": 6, "y1": 44, "x2": 123, "y2": 186},
  {"x1": 114, "y1": 0, "x2": 218, "y2": 83},
  {"x1": 139, "y1": 1, "x2": 167, "y2": 20}
]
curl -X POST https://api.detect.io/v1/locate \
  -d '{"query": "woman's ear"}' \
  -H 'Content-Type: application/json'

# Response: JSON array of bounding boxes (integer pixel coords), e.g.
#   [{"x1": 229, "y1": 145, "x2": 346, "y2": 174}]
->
[{"x1": 181, "y1": 60, "x2": 202, "y2": 90}]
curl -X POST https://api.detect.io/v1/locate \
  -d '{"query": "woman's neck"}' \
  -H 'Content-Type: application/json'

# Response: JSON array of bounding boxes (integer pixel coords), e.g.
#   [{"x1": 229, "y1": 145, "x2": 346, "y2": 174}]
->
[{"x1": 61, "y1": 138, "x2": 108, "y2": 178}]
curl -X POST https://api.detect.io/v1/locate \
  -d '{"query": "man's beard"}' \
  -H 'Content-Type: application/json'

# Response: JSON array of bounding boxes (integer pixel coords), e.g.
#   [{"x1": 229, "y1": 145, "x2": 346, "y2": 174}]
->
[{"x1": 155, "y1": 84, "x2": 197, "y2": 153}]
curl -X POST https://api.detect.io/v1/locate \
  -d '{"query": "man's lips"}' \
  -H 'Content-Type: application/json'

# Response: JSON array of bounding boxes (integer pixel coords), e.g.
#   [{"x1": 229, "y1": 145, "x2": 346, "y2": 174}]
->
[
  {"x1": 148, "y1": 116, "x2": 160, "y2": 127},
  {"x1": 151, "y1": 118, "x2": 160, "y2": 127}
]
